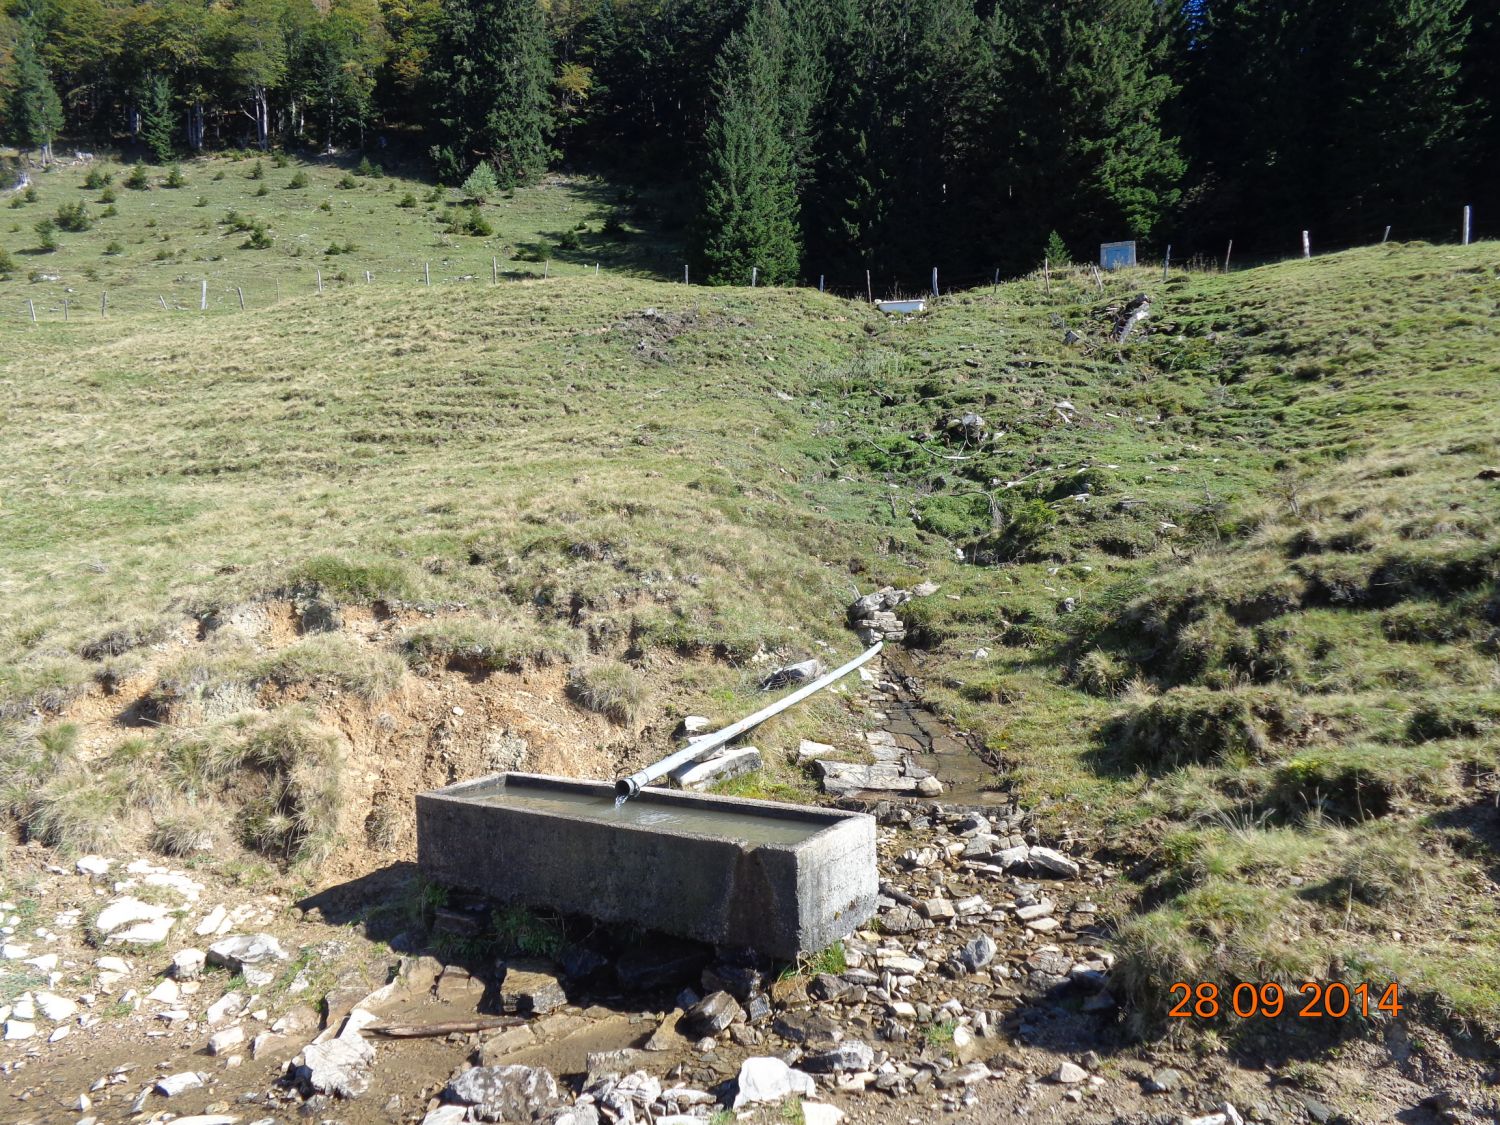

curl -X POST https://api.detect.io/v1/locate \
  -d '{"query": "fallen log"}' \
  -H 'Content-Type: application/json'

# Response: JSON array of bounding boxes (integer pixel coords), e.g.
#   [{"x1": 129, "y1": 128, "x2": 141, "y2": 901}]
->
[{"x1": 363, "y1": 1016, "x2": 525, "y2": 1039}]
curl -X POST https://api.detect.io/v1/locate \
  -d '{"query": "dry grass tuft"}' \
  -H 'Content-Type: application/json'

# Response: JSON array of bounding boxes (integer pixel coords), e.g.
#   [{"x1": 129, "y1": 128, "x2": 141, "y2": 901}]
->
[
  {"x1": 400, "y1": 617, "x2": 581, "y2": 675},
  {"x1": 149, "y1": 802, "x2": 222, "y2": 857},
  {"x1": 567, "y1": 661, "x2": 646, "y2": 725}
]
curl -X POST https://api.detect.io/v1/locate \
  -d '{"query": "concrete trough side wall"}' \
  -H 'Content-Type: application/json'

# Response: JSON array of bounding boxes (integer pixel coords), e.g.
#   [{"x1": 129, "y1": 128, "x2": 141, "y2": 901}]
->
[{"x1": 416, "y1": 772, "x2": 877, "y2": 960}]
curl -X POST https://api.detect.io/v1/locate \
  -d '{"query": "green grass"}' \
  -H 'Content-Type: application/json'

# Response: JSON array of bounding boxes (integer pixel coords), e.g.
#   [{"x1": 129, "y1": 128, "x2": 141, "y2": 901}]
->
[
  {"x1": 0, "y1": 152, "x2": 675, "y2": 319},
  {"x1": 0, "y1": 192, "x2": 1496, "y2": 1040}
]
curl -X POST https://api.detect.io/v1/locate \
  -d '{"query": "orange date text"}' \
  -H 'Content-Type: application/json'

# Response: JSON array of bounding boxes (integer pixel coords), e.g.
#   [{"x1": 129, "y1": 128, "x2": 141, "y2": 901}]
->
[{"x1": 1166, "y1": 981, "x2": 1402, "y2": 1020}]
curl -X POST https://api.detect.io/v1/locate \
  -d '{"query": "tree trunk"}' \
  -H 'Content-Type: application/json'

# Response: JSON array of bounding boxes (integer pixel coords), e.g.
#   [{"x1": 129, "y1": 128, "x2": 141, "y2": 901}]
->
[
  {"x1": 255, "y1": 87, "x2": 270, "y2": 150},
  {"x1": 187, "y1": 102, "x2": 205, "y2": 151}
]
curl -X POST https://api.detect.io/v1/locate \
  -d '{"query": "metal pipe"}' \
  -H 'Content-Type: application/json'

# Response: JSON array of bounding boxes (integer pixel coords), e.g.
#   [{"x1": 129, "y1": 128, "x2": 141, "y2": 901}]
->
[{"x1": 615, "y1": 642, "x2": 884, "y2": 800}]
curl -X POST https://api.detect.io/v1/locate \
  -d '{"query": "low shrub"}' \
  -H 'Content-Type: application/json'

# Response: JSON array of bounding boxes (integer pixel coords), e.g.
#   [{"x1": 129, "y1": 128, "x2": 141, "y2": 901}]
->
[{"x1": 241, "y1": 221, "x2": 272, "y2": 249}]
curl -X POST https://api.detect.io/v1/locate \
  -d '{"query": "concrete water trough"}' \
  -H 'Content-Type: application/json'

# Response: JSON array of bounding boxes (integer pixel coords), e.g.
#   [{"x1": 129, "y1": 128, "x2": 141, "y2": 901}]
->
[{"x1": 416, "y1": 772, "x2": 878, "y2": 960}]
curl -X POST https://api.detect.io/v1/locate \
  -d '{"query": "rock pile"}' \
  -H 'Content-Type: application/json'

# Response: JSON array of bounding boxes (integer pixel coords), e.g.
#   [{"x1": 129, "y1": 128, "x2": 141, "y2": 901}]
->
[{"x1": 848, "y1": 587, "x2": 910, "y2": 645}]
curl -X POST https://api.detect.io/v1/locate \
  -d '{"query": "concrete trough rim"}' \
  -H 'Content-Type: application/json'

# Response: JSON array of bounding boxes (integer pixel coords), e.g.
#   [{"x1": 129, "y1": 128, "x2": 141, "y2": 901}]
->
[{"x1": 420, "y1": 771, "x2": 868, "y2": 851}]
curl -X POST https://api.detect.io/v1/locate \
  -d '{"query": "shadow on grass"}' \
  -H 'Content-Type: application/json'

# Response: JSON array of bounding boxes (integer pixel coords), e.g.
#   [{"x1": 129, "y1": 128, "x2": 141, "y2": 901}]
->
[{"x1": 1427, "y1": 790, "x2": 1500, "y2": 884}]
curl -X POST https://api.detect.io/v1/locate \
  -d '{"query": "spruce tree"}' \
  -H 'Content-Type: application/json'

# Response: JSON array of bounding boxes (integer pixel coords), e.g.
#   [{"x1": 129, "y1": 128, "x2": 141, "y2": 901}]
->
[
  {"x1": 1321, "y1": 0, "x2": 1470, "y2": 237},
  {"x1": 1182, "y1": 0, "x2": 1475, "y2": 248},
  {"x1": 984, "y1": 0, "x2": 1185, "y2": 271},
  {"x1": 695, "y1": 0, "x2": 802, "y2": 286},
  {"x1": 1462, "y1": 0, "x2": 1500, "y2": 205},
  {"x1": 430, "y1": 0, "x2": 553, "y2": 187},
  {"x1": 4, "y1": 25, "x2": 64, "y2": 162},
  {"x1": 802, "y1": 0, "x2": 895, "y2": 281},
  {"x1": 139, "y1": 74, "x2": 175, "y2": 163},
  {"x1": 803, "y1": 0, "x2": 985, "y2": 284}
]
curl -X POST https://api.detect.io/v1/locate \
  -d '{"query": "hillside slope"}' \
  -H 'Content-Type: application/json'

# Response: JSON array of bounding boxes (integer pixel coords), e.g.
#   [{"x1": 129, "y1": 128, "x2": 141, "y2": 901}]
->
[{"x1": 2, "y1": 232, "x2": 1497, "y2": 1051}]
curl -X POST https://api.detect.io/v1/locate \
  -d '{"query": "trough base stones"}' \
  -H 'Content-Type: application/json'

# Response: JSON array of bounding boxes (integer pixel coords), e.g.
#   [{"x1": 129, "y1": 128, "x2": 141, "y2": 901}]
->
[
  {"x1": 207, "y1": 933, "x2": 287, "y2": 987},
  {"x1": 733, "y1": 1057, "x2": 817, "y2": 1108},
  {"x1": 447, "y1": 1065, "x2": 560, "y2": 1120},
  {"x1": 498, "y1": 960, "x2": 567, "y2": 1016},
  {"x1": 417, "y1": 773, "x2": 877, "y2": 959}
]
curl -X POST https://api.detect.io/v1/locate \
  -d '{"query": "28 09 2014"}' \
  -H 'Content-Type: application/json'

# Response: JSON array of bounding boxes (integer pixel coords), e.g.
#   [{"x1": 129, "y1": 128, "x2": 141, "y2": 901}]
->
[{"x1": 1167, "y1": 981, "x2": 1402, "y2": 1020}]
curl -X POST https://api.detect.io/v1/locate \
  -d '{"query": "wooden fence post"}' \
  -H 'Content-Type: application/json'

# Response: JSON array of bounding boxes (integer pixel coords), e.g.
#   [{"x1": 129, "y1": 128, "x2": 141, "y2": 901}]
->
[
  {"x1": 1224, "y1": 240, "x2": 1233, "y2": 272},
  {"x1": 1043, "y1": 256, "x2": 1051, "y2": 295},
  {"x1": 818, "y1": 274, "x2": 824, "y2": 293},
  {"x1": 866, "y1": 269, "x2": 872, "y2": 303},
  {"x1": 1382, "y1": 226, "x2": 1391, "y2": 244},
  {"x1": 237, "y1": 287, "x2": 245, "y2": 310},
  {"x1": 159, "y1": 295, "x2": 168, "y2": 310},
  {"x1": 27, "y1": 299, "x2": 36, "y2": 323},
  {"x1": 424, "y1": 262, "x2": 430, "y2": 286},
  {"x1": 101, "y1": 292, "x2": 108, "y2": 317},
  {"x1": 1462, "y1": 205, "x2": 1471, "y2": 246},
  {"x1": 316, "y1": 269, "x2": 323, "y2": 294},
  {"x1": 63, "y1": 299, "x2": 69, "y2": 321},
  {"x1": 1163, "y1": 244, "x2": 1171, "y2": 283},
  {"x1": 201, "y1": 279, "x2": 207, "y2": 311},
  {"x1": 1301, "y1": 230, "x2": 1311, "y2": 258},
  {"x1": 931, "y1": 266, "x2": 938, "y2": 297},
  {"x1": 751, "y1": 266, "x2": 758, "y2": 287}
]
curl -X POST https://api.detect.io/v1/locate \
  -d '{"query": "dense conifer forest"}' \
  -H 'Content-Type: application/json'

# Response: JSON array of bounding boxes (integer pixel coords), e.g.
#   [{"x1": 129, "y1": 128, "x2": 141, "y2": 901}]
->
[{"x1": 3, "y1": 0, "x2": 1496, "y2": 286}]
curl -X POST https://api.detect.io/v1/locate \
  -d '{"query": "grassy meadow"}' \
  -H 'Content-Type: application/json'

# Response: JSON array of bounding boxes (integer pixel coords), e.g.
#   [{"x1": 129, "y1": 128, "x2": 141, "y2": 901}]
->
[
  {"x1": 2, "y1": 151, "x2": 1498, "y2": 1041},
  {"x1": 0, "y1": 151, "x2": 676, "y2": 319}
]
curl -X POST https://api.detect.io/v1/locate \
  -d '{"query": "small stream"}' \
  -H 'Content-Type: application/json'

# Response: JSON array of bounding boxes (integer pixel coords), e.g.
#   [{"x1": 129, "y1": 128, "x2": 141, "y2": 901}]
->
[
  {"x1": 884, "y1": 698, "x2": 1010, "y2": 806},
  {"x1": 841, "y1": 656, "x2": 1012, "y2": 809}
]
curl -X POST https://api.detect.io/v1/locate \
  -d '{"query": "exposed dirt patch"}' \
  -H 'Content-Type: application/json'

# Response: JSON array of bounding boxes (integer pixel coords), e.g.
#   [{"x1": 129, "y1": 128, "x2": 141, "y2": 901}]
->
[{"x1": 50, "y1": 598, "x2": 682, "y2": 889}]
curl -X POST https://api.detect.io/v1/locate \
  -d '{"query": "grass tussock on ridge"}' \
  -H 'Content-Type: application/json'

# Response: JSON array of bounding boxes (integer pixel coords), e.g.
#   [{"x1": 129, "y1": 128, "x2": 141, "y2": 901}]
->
[
  {"x1": 0, "y1": 710, "x2": 346, "y2": 869},
  {"x1": 567, "y1": 661, "x2": 647, "y2": 725}
]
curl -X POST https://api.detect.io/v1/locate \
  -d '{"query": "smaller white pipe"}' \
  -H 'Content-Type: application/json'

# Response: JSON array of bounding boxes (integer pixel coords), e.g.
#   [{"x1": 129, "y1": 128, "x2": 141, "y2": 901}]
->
[{"x1": 616, "y1": 642, "x2": 884, "y2": 799}]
